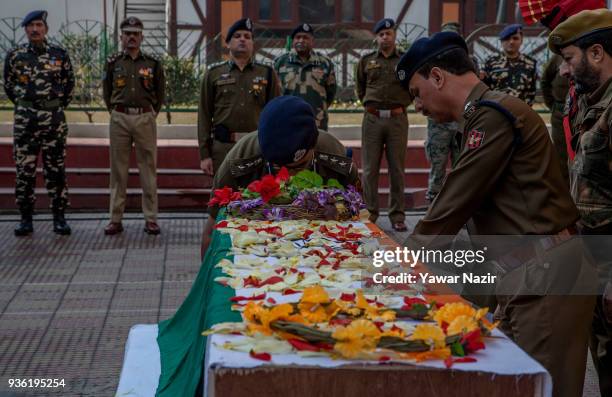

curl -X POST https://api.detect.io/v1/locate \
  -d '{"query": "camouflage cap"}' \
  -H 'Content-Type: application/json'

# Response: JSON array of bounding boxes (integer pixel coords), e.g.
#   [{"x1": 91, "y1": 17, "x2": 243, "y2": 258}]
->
[
  {"x1": 120, "y1": 17, "x2": 143, "y2": 33},
  {"x1": 548, "y1": 8, "x2": 612, "y2": 55}
]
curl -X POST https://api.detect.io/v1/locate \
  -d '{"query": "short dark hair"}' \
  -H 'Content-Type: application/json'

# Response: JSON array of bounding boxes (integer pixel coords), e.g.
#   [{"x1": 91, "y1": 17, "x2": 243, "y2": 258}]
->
[
  {"x1": 574, "y1": 30, "x2": 612, "y2": 57},
  {"x1": 416, "y1": 47, "x2": 476, "y2": 78}
]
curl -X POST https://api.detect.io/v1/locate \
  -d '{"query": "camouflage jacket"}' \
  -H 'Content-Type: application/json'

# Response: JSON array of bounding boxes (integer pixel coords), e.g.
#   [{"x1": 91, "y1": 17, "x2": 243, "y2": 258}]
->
[
  {"x1": 483, "y1": 53, "x2": 537, "y2": 105},
  {"x1": 3, "y1": 41, "x2": 74, "y2": 108},
  {"x1": 569, "y1": 78, "x2": 612, "y2": 230},
  {"x1": 274, "y1": 50, "x2": 336, "y2": 129}
]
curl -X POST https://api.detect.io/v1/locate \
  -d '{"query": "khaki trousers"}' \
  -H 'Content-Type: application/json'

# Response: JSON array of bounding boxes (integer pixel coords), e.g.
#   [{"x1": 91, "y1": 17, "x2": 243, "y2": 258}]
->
[
  {"x1": 361, "y1": 112, "x2": 408, "y2": 223},
  {"x1": 109, "y1": 110, "x2": 158, "y2": 223}
]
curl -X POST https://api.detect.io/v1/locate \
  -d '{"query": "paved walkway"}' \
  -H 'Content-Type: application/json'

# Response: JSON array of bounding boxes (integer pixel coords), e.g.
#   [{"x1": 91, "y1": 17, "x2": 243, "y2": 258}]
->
[{"x1": 0, "y1": 213, "x2": 601, "y2": 396}]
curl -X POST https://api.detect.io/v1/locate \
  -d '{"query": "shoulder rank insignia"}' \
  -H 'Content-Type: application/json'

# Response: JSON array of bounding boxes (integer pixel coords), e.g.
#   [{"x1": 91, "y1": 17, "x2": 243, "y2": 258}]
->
[
  {"x1": 315, "y1": 152, "x2": 352, "y2": 175},
  {"x1": 463, "y1": 101, "x2": 477, "y2": 120},
  {"x1": 467, "y1": 129, "x2": 485, "y2": 149},
  {"x1": 229, "y1": 156, "x2": 264, "y2": 178}
]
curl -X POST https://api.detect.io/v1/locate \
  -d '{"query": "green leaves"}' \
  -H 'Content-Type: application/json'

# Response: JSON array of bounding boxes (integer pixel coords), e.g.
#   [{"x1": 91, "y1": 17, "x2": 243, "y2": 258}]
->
[
  {"x1": 289, "y1": 170, "x2": 324, "y2": 189},
  {"x1": 289, "y1": 170, "x2": 345, "y2": 190}
]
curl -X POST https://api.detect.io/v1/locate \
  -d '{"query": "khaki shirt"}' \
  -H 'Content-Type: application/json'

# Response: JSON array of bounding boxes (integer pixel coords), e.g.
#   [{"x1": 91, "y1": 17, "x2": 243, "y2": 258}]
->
[
  {"x1": 411, "y1": 82, "x2": 578, "y2": 244},
  {"x1": 354, "y1": 49, "x2": 412, "y2": 108},
  {"x1": 209, "y1": 130, "x2": 359, "y2": 218},
  {"x1": 569, "y1": 78, "x2": 612, "y2": 230},
  {"x1": 197, "y1": 59, "x2": 281, "y2": 159},
  {"x1": 102, "y1": 51, "x2": 165, "y2": 113}
]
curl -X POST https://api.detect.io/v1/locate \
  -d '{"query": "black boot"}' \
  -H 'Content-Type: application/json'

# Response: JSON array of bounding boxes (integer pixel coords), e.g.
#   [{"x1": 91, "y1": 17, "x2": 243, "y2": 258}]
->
[
  {"x1": 53, "y1": 210, "x2": 71, "y2": 235},
  {"x1": 14, "y1": 209, "x2": 33, "y2": 236}
]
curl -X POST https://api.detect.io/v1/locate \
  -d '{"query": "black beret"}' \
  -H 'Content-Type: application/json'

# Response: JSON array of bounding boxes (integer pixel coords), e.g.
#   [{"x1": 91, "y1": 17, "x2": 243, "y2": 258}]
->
[
  {"x1": 226, "y1": 18, "x2": 253, "y2": 43},
  {"x1": 499, "y1": 24, "x2": 522, "y2": 40},
  {"x1": 258, "y1": 96, "x2": 318, "y2": 165},
  {"x1": 22, "y1": 10, "x2": 47, "y2": 27},
  {"x1": 291, "y1": 23, "x2": 314, "y2": 39},
  {"x1": 120, "y1": 17, "x2": 143, "y2": 32},
  {"x1": 373, "y1": 18, "x2": 395, "y2": 34},
  {"x1": 395, "y1": 31, "x2": 468, "y2": 87}
]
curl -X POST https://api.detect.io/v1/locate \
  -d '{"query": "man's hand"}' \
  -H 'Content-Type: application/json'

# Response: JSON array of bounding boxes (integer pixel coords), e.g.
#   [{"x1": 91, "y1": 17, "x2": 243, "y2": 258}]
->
[{"x1": 200, "y1": 158, "x2": 213, "y2": 175}]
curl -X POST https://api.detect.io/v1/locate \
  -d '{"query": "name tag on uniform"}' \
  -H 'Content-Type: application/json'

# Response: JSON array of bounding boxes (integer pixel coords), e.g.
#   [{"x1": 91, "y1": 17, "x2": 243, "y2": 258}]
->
[
  {"x1": 253, "y1": 76, "x2": 268, "y2": 85},
  {"x1": 366, "y1": 61, "x2": 380, "y2": 70},
  {"x1": 216, "y1": 78, "x2": 236, "y2": 86}
]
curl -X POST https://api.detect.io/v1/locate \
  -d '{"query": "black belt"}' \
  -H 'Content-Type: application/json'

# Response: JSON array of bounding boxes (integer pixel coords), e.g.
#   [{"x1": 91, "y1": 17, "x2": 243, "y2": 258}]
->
[
  {"x1": 17, "y1": 98, "x2": 61, "y2": 110},
  {"x1": 114, "y1": 105, "x2": 153, "y2": 114}
]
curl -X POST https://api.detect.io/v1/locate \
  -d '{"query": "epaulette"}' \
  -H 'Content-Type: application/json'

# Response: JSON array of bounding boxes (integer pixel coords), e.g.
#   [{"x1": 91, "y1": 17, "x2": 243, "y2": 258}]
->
[
  {"x1": 254, "y1": 60, "x2": 274, "y2": 69},
  {"x1": 362, "y1": 49, "x2": 378, "y2": 59},
  {"x1": 142, "y1": 51, "x2": 161, "y2": 63},
  {"x1": 106, "y1": 52, "x2": 122, "y2": 65},
  {"x1": 315, "y1": 151, "x2": 352, "y2": 176},
  {"x1": 207, "y1": 60, "x2": 228, "y2": 71},
  {"x1": 229, "y1": 155, "x2": 265, "y2": 178}
]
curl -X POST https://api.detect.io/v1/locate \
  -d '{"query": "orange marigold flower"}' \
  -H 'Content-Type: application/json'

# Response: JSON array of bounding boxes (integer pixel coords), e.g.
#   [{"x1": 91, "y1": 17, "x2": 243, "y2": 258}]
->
[
  {"x1": 300, "y1": 285, "x2": 330, "y2": 304},
  {"x1": 432, "y1": 302, "x2": 477, "y2": 327},
  {"x1": 446, "y1": 315, "x2": 478, "y2": 336},
  {"x1": 409, "y1": 324, "x2": 446, "y2": 348}
]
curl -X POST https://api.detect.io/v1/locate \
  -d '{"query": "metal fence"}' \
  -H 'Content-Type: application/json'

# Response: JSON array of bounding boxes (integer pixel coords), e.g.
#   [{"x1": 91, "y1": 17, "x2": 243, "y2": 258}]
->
[{"x1": 0, "y1": 16, "x2": 551, "y2": 119}]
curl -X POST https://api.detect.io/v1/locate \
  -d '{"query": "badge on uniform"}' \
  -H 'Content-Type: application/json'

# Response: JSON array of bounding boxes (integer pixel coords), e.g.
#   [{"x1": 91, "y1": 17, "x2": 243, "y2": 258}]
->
[{"x1": 467, "y1": 129, "x2": 485, "y2": 149}]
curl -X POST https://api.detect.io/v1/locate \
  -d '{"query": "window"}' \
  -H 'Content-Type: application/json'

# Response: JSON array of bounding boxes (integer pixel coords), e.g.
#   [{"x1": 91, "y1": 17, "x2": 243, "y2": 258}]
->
[
  {"x1": 361, "y1": 0, "x2": 374, "y2": 22},
  {"x1": 280, "y1": 0, "x2": 292, "y2": 20},
  {"x1": 259, "y1": 0, "x2": 272, "y2": 20},
  {"x1": 299, "y1": 0, "x2": 336, "y2": 24}
]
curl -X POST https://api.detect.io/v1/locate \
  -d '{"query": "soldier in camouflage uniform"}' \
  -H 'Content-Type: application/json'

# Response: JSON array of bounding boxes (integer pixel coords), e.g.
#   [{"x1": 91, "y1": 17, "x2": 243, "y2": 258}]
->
[
  {"x1": 424, "y1": 22, "x2": 463, "y2": 202},
  {"x1": 274, "y1": 23, "x2": 337, "y2": 130},
  {"x1": 482, "y1": 24, "x2": 537, "y2": 105},
  {"x1": 541, "y1": 53, "x2": 570, "y2": 186},
  {"x1": 3, "y1": 10, "x2": 74, "y2": 236},
  {"x1": 198, "y1": 18, "x2": 281, "y2": 177},
  {"x1": 549, "y1": 10, "x2": 612, "y2": 395}
]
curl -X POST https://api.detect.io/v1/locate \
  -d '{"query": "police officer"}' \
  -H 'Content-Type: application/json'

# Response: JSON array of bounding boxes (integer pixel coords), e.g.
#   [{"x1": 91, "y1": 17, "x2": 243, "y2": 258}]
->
[
  {"x1": 481, "y1": 24, "x2": 537, "y2": 105},
  {"x1": 3, "y1": 10, "x2": 74, "y2": 236},
  {"x1": 274, "y1": 23, "x2": 337, "y2": 130},
  {"x1": 198, "y1": 18, "x2": 281, "y2": 177},
  {"x1": 102, "y1": 17, "x2": 165, "y2": 235},
  {"x1": 424, "y1": 21, "x2": 463, "y2": 202},
  {"x1": 396, "y1": 32, "x2": 595, "y2": 397},
  {"x1": 549, "y1": 9, "x2": 612, "y2": 395},
  {"x1": 355, "y1": 18, "x2": 412, "y2": 231},
  {"x1": 201, "y1": 96, "x2": 358, "y2": 256},
  {"x1": 541, "y1": 53, "x2": 570, "y2": 186}
]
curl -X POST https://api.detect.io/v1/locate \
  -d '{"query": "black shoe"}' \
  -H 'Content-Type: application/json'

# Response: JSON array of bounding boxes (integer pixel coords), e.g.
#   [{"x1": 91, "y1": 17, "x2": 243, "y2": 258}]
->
[
  {"x1": 53, "y1": 211, "x2": 71, "y2": 235},
  {"x1": 14, "y1": 214, "x2": 33, "y2": 236}
]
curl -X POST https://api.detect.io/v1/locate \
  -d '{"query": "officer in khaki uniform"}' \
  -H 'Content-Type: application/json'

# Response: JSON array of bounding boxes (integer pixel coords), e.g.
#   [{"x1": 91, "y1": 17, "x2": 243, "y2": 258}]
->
[
  {"x1": 355, "y1": 18, "x2": 412, "y2": 231},
  {"x1": 201, "y1": 96, "x2": 358, "y2": 257},
  {"x1": 397, "y1": 32, "x2": 595, "y2": 397},
  {"x1": 102, "y1": 17, "x2": 165, "y2": 235},
  {"x1": 549, "y1": 9, "x2": 612, "y2": 395},
  {"x1": 541, "y1": 53, "x2": 570, "y2": 186},
  {"x1": 198, "y1": 18, "x2": 281, "y2": 177},
  {"x1": 274, "y1": 23, "x2": 337, "y2": 130}
]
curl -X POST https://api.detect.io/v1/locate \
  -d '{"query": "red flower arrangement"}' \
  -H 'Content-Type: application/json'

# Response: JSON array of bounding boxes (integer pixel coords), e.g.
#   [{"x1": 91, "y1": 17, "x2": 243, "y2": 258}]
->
[{"x1": 207, "y1": 186, "x2": 242, "y2": 207}]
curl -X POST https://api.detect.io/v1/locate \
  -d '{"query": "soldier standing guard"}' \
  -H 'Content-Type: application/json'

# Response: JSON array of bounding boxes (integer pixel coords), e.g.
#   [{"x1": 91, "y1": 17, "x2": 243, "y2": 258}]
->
[
  {"x1": 198, "y1": 18, "x2": 281, "y2": 177},
  {"x1": 549, "y1": 9, "x2": 612, "y2": 395},
  {"x1": 274, "y1": 23, "x2": 337, "y2": 130},
  {"x1": 481, "y1": 24, "x2": 538, "y2": 105},
  {"x1": 3, "y1": 10, "x2": 74, "y2": 236},
  {"x1": 355, "y1": 18, "x2": 412, "y2": 231},
  {"x1": 102, "y1": 17, "x2": 165, "y2": 235}
]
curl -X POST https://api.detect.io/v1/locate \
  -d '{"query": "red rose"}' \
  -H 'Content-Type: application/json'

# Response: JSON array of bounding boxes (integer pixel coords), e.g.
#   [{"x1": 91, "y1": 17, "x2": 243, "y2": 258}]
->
[
  {"x1": 275, "y1": 167, "x2": 290, "y2": 183},
  {"x1": 258, "y1": 174, "x2": 281, "y2": 202},
  {"x1": 207, "y1": 186, "x2": 241, "y2": 207}
]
